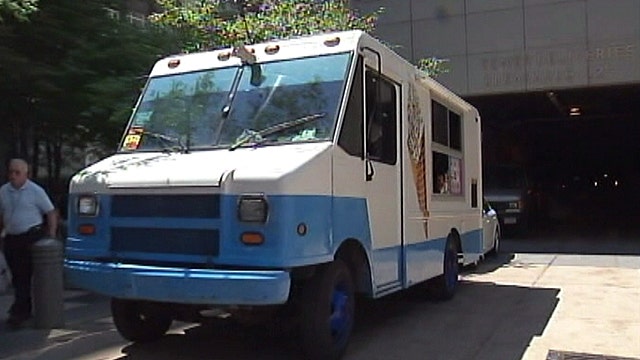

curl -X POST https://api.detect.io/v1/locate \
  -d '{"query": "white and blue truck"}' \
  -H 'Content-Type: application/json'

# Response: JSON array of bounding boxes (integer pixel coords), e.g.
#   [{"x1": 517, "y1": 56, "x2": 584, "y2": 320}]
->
[{"x1": 64, "y1": 30, "x2": 487, "y2": 359}]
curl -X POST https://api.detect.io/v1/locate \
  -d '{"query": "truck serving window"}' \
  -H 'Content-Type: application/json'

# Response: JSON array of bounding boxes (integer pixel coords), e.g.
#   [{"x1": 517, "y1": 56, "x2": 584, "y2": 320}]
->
[
  {"x1": 121, "y1": 52, "x2": 353, "y2": 152},
  {"x1": 432, "y1": 100, "x2": 464, "y2": 196}
]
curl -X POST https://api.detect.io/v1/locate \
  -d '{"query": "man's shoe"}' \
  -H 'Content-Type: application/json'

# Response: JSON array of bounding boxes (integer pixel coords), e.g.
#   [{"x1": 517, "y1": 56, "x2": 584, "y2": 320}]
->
[
  {"x1": 6, "y1": 314, "x2": 30, "y2": 330},
  {"x1": 7, "y1": 317, "x2": 23, "y2": 330}
]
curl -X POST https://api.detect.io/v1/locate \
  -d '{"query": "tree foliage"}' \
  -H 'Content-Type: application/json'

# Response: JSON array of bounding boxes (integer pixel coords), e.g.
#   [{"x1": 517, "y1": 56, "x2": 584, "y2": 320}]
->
[
  {"x1": 0, "y1": 0, "x2": 448, "y2": 195},
  {"x1": 150, "y1": 0, "x2": 447, "y2": 75},
  {"x1": 417, "y1": 57, "x2": 450, "y2": 77},
  {"x1": 0, "y1": 0, "x2": 182, "y2": 191},
  {"x1": 151, "y1": 0, "x2": 382, "y2": 52},
  {"x1": 0, "y1": 0, "x2": 38, "y2": 22}
]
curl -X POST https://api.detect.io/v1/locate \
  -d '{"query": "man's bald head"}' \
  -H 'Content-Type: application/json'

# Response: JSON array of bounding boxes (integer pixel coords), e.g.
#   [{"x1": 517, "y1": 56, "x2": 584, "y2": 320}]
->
[{"x1": 8, "y1": 158, "x2": 29, "y2": 189}]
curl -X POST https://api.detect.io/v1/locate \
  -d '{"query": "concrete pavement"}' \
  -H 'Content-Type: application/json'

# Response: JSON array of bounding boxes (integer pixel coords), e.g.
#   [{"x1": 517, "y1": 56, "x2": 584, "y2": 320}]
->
[
  {"x1": 0, "y1": 289, "x2": 115, "y2": 360},
  {"x1": 0, "y1": 234, "x2": 638, "y2": 360},
  {"x1": 465, "y1": 252, "x2": 640, "y2": 360}
]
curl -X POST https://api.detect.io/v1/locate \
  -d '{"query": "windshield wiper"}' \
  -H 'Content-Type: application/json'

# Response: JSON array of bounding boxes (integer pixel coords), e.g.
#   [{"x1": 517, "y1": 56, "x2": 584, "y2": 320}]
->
[
  {"x1": 229, "y1": 113, "x2": 326, "y2": 151},
  {"x1": 212, "y1": 66, "x2": 245, "y2": 145},
  {"x1": 143, "y1": 131, "x2": 188, "y2": 153},
  {"x1": 214, "y1": 46, "x2": 264, "y2": 145}
]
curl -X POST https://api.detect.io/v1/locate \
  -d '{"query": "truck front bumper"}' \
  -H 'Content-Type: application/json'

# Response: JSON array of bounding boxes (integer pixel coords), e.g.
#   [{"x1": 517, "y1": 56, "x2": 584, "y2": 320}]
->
[{"x1": 64, "y1": 260, "x2": 291, "y2": 305}]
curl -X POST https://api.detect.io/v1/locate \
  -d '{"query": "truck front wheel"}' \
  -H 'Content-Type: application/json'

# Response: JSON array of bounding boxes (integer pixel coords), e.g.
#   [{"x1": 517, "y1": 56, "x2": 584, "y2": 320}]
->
[
  {"x1": 111, "y1": 298, "x2": 173, "y2": 342},
  {"x1": 299, "y1": 260, "x2": 355, "y2": 360}
]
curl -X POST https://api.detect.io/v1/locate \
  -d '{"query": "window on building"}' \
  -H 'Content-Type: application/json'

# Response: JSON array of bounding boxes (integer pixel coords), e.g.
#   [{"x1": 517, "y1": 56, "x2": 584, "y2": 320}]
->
[
  {"x1": 127, "y1": 13, "x2": 146, "y2": 26},
  {"x1": 104, "y1": 8, "x2": 146, "y2": 26},
  {"x1": 105, "y1": 8, "x2": 120, "y2": 20}
]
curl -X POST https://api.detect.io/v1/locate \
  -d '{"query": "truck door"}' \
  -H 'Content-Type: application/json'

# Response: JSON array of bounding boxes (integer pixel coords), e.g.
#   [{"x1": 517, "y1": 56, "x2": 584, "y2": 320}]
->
[{"x1": 364, "y1": 69, "x2": 403, "y2": 291}]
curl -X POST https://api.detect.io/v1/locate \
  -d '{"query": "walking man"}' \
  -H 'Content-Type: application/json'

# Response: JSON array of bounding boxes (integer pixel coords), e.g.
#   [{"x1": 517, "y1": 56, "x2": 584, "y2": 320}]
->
[{"x1": 0, "y1": 158, "x2": 57, "y2": 329}]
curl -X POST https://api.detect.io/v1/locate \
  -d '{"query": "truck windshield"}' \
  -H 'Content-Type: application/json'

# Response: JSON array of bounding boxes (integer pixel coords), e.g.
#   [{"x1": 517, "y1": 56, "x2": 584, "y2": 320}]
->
[{"x1": 120, "y1": 52, "x2": 353, "y2": 152}]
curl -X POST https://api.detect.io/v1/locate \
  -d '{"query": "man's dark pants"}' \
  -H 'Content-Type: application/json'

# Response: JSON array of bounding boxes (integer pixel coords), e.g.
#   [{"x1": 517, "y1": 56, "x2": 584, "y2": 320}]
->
[{"x1": 3, "y1": 228, "x2": 41, "y2": 320}]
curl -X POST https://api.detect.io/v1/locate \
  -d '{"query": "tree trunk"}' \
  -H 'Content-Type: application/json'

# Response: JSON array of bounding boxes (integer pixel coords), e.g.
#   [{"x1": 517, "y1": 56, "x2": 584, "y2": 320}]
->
[
  {"x1": 53, "y1": 136, "x2": 63, "y2": 187},
  {"x1": 31, "y1": 136, "x2": 40, "y2": 180},
  {"x1": 19, "y1": 110, "x2": 30, "y2": 162}
]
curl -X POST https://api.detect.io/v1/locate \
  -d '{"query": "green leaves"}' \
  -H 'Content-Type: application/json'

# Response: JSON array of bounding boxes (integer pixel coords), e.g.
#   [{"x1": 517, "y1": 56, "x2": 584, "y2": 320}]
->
[
  {"x1": 150, "y1": 1, "x2": 447, "y2": 76},
  {"x1": 417, "y1": 57, "x2": 450, "y2": 77},
  {"x1": 0, "y1": 0, "x2": 183, "y2": 180},
  {"x1": 0, "y1": 0, "x2": 38, "y2": 22},
  {"x1": 0, "y1": 0, "x2": 451, "y2": 186},
  {"x1": 151, "y1": 0, "x2": 382, "y2": 52}
]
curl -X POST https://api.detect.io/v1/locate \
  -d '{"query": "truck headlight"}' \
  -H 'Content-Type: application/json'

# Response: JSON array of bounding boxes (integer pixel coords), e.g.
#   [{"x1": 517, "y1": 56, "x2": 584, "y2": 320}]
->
[
  {"x1": 78, "y1": 195, "x2": 98, "y2": 216},
  {"x1": 238, "y1": 194, "x2": 268, "y2": 223}
]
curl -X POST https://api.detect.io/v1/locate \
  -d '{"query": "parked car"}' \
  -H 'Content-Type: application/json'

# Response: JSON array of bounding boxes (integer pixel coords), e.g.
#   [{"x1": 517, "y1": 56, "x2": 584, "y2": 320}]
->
[
  {"x1": 482, "y1": 197, "x2": 500, "y2": 255},
  {"x1": 483, "y1": 164, "x2": 532, "y2": 235}
]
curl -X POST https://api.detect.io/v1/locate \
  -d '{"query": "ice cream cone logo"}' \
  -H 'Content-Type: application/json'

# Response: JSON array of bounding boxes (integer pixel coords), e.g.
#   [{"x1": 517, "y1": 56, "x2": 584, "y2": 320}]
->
[{"x1": 407, "y1": 83, "x2": 428, "y2": 235}]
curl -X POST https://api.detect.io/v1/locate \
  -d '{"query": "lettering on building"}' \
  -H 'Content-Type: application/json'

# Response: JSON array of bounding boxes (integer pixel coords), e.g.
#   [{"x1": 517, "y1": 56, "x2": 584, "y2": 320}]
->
[
  {"x1": 480, "y1": 43, "x2": 636, "y2": 89},
  {"x1": 588, "y1": 44, "x2": 636, "y2": 79}
]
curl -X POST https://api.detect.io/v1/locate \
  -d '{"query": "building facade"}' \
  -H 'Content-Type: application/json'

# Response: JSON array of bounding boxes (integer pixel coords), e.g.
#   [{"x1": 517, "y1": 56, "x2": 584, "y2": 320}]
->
[{"x1": 352, "y1": 0, "x2": 640, "y2": 97}]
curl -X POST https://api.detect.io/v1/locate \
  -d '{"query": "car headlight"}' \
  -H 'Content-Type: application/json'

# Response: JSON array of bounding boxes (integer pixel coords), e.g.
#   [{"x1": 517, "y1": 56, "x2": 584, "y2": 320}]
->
[
  {"x1": 238, "y1": 194, "x2": 268, "y2": 223},
  {"x1": 77, "y1": 195, "x2": 99, "y2": 216}
]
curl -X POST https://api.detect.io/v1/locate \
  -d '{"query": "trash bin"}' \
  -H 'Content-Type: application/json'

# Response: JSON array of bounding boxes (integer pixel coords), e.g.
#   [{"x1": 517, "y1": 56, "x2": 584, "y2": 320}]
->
[{"x1": 32, "y1": 237, "x2": 65, "y2": 329}]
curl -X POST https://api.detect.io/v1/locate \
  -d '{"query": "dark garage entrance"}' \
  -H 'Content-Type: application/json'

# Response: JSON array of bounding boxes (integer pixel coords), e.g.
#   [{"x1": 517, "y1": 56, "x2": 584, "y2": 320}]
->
[{"x1": 467, "y1": 84, "x2": 640, "y2": 237}]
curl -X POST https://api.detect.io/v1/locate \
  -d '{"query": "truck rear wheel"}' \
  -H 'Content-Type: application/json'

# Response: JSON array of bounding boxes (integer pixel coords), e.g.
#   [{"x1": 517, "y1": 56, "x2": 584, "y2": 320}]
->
[
  {"x1": 427, "y1": 236, "x2": 459, "y2": 301},
  {"x1": 111, "y1": 298, "x2": 172, "y2": 342},
  {"x1": 299, "y1": 260, "x2": 355, "y2": 360}
]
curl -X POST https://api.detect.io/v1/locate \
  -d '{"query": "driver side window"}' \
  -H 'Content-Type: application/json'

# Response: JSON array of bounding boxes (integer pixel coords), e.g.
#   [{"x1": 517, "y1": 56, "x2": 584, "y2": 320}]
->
[{"x1": 365, "y1": 70, "x2": 398, "y2": 165}]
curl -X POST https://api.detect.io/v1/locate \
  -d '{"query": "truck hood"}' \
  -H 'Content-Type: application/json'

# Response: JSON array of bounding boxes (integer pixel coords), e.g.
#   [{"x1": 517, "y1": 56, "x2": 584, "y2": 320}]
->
[{"x1": 70, "y1": 143, "x2": 331, "y2": 193}]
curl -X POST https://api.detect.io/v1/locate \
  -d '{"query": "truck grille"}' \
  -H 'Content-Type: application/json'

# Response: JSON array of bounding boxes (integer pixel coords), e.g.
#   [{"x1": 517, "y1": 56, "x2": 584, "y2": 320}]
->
[
  {"x1": 111, "y1": 194, "x2": 220, "y2": 218},
  {"x1": 111, "y1": 227, "x2": 219, "y2": 256},
  {"x1": 109, "y1": 194, "x2": 221, "y2": 258}
]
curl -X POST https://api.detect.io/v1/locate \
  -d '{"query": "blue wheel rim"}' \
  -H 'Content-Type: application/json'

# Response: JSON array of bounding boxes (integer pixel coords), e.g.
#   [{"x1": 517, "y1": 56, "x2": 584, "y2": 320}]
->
[{"x1": 329, "y1": 286, "x2": 350, "y2": 341}]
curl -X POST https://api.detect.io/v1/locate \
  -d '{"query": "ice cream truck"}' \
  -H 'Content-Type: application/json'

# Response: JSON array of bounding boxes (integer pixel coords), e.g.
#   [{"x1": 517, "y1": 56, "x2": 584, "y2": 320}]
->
[{"x1": 64, "y1": 30, "x2": 485, "y2": 359}]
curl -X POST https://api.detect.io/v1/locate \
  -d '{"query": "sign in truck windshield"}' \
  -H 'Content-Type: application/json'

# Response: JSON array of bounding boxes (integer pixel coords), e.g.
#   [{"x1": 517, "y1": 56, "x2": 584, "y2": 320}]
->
[{"x1": 121, "y1": 52, "x2": 353, "y2": 152}]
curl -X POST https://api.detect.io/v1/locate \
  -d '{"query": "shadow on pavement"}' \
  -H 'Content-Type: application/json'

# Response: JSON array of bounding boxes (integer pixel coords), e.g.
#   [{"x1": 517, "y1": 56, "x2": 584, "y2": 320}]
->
[
  {"x1": 0, "y1": 291, "x2": 111, "y2": 360},
  {"x1": 465, "y1": 252, "x2": 515, "y2": 275},
  {"x1": 109, "y1": 281, "x2": 559, "y2": 360}
]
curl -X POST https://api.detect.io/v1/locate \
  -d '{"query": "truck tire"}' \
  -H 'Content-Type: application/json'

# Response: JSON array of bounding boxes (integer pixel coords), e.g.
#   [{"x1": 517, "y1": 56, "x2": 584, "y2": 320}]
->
[
  {"x1": 428, "y1": 236, "x2": 459, "y2": 301},
  {"x1": 299, "y1": 260, "x2": 355, "y2": 360},
  {"x1": 111, "y1": 298, "x2": 172, "y2": 342},
  {"x1": 488, "y1": 227, "x2": 500, "y2": 256}
]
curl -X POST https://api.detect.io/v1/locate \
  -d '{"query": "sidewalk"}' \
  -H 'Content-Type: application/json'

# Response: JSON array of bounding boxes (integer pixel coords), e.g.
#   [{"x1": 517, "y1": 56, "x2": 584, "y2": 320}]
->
[
  {"x1": 0, "y1": 289, "x2": 115, "y2": 360},
  {"x1": 0, "y1": 236, "x2": 638, "y2": 360}
]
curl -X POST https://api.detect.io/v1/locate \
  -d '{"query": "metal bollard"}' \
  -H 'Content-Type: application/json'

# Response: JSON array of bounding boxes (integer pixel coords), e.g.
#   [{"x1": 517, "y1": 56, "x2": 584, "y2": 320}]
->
[{"x1": 32, "y1": 237, "x2": 65, "y2": 329}]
